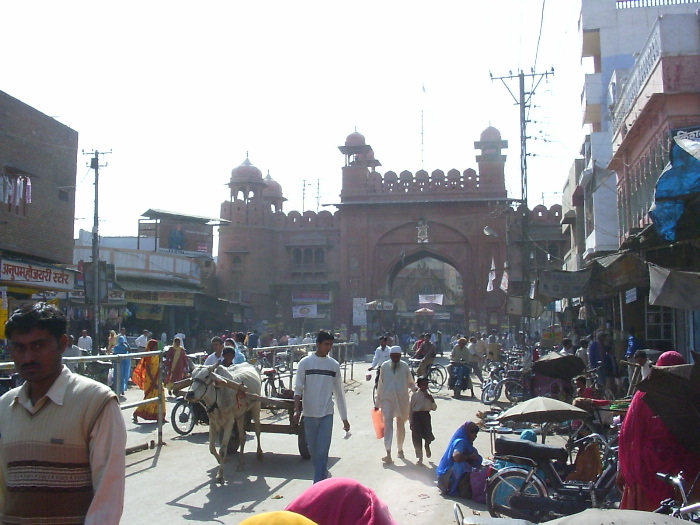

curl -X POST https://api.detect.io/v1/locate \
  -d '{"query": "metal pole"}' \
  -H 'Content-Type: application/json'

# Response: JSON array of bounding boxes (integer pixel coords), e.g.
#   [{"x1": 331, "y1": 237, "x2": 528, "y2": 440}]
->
[
  {"x1": 91, "y1": 152, "x2": 100, "y2": 355},
  {"x1": 519, "y1": 72, "x2": 530, "y2": 340},
  {"x1": 157, "y1": 350, "x2": 164, "y2": 446}
]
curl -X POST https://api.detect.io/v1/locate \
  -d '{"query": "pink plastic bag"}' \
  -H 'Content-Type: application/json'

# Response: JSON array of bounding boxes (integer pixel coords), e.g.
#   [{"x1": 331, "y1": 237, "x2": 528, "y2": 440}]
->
[{"x1": 372, "y1": 408, "x2": 385, "y2": 439}]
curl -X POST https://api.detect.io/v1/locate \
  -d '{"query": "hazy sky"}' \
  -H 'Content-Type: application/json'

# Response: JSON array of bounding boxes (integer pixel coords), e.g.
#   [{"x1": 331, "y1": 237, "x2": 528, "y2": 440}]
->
[{"x1": 2, "y1": 1, "x2": 584, "y2": 239}]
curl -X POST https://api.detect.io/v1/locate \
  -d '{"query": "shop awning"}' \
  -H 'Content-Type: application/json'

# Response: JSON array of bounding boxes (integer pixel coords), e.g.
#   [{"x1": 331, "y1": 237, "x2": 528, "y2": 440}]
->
[
  {"x1": 115, "y1": 278, "x2": 201, "y2": 293},
  {"x1": 648, "y1": 263, "x2": 700, "y2": 310},
  {"x1": 587, "y1": 251, "x2": 648, "y2": 296}
]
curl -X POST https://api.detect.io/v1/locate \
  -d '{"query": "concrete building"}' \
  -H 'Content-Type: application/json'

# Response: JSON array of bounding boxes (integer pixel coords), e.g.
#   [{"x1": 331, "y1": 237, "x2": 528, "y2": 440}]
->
[
  {"x1": 564, "y1": 0, "x2": 700, "y2": 265},
  {"x1": 608, "y1": 12, "x2": 700, "y2": 358},
  {"x1": 0, "y1": 90, "x2": 78, "y2": 322}
]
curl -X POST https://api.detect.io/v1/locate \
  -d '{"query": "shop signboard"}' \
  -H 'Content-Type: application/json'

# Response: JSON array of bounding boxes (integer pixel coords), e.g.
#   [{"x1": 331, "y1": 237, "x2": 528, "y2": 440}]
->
[
  {"x1": 124, "y1": 291, "x2": 194, "y2": 306},
  {"x1": 1, "y1": 258, "x2": 75, "y2": 291}
]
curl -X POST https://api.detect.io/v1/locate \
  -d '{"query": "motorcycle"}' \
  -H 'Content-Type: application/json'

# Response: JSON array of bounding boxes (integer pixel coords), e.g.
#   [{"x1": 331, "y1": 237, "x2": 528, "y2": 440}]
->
[
  {"x1": 486, "y1": 433, "x2": 619, "y2": 522},
  {"x1": 448, "y1": 360, "x2": 473, "y2": 397}
]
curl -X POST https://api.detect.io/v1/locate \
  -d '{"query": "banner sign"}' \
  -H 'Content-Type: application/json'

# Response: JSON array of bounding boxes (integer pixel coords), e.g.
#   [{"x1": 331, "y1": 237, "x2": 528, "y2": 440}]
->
[
  {"x1": 125, "y1": 291, "x2": 194, "y2": 306},
  {"x1": 353, "y1": 297, "x2": 367, "y2": 326},
  {"x1": 292, "y1": 304, "x2": 317, "y2": 318},
  {"x1": 1, "y1": 258, "x2": 75, "y2": 291},
  {"x1": 292, "y1": 291, "x2": 332, "y2": 304},
  {"x1": 418, "y1": 294, "x2": 444, "y2": 305},
  {"x1": 537, "y1": 269, "x2": 591, "y2": 299}
]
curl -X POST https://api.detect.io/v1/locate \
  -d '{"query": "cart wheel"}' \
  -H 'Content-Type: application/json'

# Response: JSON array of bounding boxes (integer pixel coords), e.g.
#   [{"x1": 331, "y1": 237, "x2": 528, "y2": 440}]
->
[
  {"x1": 171, "y1": 399, "x2": 196, "y2": 435},
  {"x1": 298, "y1": 416, "x2": 311, "y2": 459}
]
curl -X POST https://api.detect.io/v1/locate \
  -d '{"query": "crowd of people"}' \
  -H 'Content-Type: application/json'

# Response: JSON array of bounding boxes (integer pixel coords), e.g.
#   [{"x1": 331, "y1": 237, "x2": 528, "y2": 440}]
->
[{"x1": 0, "y1": 303, "x2": 697, "y2": 523}]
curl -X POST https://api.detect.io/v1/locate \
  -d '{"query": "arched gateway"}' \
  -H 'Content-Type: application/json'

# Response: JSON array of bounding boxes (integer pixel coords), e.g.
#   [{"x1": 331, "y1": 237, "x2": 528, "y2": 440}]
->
[{"x1": 217, "y1": 127, "x2": 525, "y2": 336}]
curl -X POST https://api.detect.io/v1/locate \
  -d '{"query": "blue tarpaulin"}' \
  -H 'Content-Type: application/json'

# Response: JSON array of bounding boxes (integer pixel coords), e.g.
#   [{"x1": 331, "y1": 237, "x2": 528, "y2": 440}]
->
[{"x1": 649, "y1": 135, "x2": 700, "y2": 241}]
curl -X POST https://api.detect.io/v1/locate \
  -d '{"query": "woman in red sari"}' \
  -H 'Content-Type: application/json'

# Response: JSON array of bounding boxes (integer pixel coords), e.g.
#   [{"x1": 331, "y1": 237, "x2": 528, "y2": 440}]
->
[
  {"x1": 164, "y1": 337, "x2": 189, "y2": 395},
  {"x1": 132, "y1": 339, "x2": 166, "y2": 423},
  {"x1": 618, "y1": 350, "x2": 700, "y2": 511}
]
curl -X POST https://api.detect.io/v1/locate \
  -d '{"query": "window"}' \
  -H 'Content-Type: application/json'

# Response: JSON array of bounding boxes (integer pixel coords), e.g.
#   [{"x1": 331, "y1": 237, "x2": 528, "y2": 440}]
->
[
  {"x1": 58, "y1": 189, "x2": 69, "y2": 202},
  {"x1": 646, "y1": 304, "x2": 674, "y2": 342},
  {"x1": 1, "y1": 173, "x2": 32, "y2": 217}
]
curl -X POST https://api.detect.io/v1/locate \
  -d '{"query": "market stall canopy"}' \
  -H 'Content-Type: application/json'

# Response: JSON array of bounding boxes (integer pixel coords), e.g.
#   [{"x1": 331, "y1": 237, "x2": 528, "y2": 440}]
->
[
  {"x1": 497, "y1": 396, "x2": 589, "y2": 424},
  {"x1": 637, "y1": 359, "x2": 700, "y2": 455},
  {"x1": 648, "y1": 263, "x2": 700, "y2": 310},
  {"x1": 532, "y1": 353, "x2": 585, "y2": 380},
  {"x1": 587, "y1": 251, "x2": 648, "y2": 297}
]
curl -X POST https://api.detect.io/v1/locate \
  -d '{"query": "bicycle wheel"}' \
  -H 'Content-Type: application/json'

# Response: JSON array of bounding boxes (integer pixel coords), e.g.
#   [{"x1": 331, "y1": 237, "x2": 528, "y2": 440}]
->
[
  {"x1": 505, "y1": 381, "x2": 525, "y2": 403},
  {"x1": 427, "y1": 376, "x2": 442, "y2": 394},
  {"x1": 372, "y1": 383, "x2": 378, "y2": 406},
  {"x1": 481, "y1": 383, "x2": 500, "y2": 405},
  {"x1": 428, "y1": 367, "x2": 446, "y2": 388},
  {"x1": 431, "y1": 365, "x2": 447, "y2": 386},
  {"x1": 171, "y1": 399, "x2": 196, "y2": 435},
  {"x1": 264, "y1": 379, "x2": 280, "y2": 414},
  {"x1": 487, "y1": 468, "x2": 548, "y2": 520}
]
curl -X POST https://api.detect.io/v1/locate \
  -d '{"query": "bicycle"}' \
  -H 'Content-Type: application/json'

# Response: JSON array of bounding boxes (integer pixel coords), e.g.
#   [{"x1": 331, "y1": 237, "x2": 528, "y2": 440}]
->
[
  {"x1": 408, "y1": 358, "x2": 446, "y2": 394},
  {"x1": 261, "y1": 366, "x2": 289, "y2": 414}
]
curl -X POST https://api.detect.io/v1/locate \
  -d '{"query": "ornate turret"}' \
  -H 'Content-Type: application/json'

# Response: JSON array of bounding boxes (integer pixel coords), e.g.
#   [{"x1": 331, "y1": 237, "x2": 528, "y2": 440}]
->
[
  {"x1": 474, "y1": 126, "x2": 508, "y2": 193},
  {"x1": 228, "y1": 157, "x2": 266, "y2": 204},
  {"x1": 263, "y1": 171, "x2": 286, "y2": 212}
]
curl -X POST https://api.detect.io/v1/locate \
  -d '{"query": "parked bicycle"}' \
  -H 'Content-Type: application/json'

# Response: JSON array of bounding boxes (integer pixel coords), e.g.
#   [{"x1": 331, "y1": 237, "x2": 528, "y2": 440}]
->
[
  {"x1": 486, "y1": 432, "x2": 619, "y2": 522},
  {"x1": 408, "y1": 358, "x2": 446, "y2": 394},
  {"x1": 654, "y1": 471, "x2": 700, "y2": 522},
  {"x1": 481, "y1": 366, "x2": 526, "y2": 405}
]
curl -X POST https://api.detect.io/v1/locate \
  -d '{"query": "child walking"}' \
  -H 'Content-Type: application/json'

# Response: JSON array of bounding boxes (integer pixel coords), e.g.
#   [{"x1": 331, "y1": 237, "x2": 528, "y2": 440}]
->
[{"x1": 410, "y1": 376, "x2": 438, "y2": 465}]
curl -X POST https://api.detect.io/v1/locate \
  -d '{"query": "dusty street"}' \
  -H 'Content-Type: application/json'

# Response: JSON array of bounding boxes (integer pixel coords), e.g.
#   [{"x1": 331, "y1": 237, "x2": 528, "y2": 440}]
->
[{"x1": 122, "y1": 359, "x2": 500, "y2": 524}]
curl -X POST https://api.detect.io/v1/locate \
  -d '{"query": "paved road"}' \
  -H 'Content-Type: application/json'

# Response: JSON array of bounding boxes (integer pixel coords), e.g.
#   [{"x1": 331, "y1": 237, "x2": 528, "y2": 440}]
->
[{"x1": 122, "y1": 358, "x2": 502, "y2": 524}]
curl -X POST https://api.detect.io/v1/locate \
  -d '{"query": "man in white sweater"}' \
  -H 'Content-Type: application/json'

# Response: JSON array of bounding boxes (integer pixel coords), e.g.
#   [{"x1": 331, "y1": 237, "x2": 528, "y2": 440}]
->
[{"x1": 293, "y1": 331, "x2": 350, "y2": 483}]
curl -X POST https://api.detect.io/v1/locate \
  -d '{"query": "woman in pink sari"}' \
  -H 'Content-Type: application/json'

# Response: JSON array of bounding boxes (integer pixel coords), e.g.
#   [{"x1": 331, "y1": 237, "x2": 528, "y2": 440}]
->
[{"x1": 618, "y1": 351, "x2": 700, "y2": 511}]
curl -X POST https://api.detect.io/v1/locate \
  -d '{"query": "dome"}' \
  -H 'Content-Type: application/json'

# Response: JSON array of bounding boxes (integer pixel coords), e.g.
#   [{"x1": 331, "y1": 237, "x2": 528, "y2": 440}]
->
[
  {"x1": 480, "y1": 126, "x2": 502, "y2": 141},
  {"x1": 230, "y1": 158, "x2": 263, "y2": 184},
  {"x1": 345, "y1": 131, "x2": 366, "y2": 146},
  {"x1": 263, "y1": 172, "x2": 284, "y2": 199}
]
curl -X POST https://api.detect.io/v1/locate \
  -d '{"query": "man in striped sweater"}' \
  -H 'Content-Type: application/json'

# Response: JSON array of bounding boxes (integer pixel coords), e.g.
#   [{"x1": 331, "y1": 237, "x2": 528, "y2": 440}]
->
[{"x1": 0, "y1": 303, "x2": 126, "y2": 524}]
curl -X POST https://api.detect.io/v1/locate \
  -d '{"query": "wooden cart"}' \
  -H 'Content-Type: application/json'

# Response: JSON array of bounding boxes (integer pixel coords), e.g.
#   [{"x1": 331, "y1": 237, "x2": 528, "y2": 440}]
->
[{"x1": 170, "y1": 377, "x2": 310, "y2": 458}]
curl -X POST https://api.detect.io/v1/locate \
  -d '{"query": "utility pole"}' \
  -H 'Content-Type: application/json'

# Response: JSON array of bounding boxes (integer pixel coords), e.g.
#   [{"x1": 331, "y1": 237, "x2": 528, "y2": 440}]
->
[
  {"x1": 490, "y1": 68, "x2": 553, "y2": 340},
  {"x1": 83, "y1": 149, "x2": 110, "y2": 355}
]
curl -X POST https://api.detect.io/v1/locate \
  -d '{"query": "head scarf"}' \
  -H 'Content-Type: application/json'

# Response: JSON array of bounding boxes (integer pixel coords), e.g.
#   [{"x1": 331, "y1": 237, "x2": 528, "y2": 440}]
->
[
  {"x1": 436, "y1": 421, "x2": 480, "y2": 478},
  {"x1": 240, "y1": 511, "x2": 317, "y2": 525},
  {"x1": 285, "y1": 478, "x2": 396, "y2": 525},
  {"x1": 656, "y1": 350, "x2": 685, "y2": 367},
  {"x1": 146, "y1": 339, "x2": 159, "y2": 352},
  {"x1": 520, "y1": 429, "x2": 537, "y2": 443}
]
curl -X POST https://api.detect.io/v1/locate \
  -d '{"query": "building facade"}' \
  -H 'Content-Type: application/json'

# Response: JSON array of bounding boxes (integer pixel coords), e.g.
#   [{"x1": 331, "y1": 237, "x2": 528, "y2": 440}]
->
[{"x1": 217, "y1": 127, "x2": 567, "y2": 339}]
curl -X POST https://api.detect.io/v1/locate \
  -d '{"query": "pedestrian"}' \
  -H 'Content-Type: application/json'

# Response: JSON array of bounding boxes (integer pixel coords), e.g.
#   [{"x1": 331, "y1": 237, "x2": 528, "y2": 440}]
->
[
  {"x1": 0, "y1": 303, "x2": 125, "y2": 524},
  {"x1": 132, "y1": 339, "x2": 166, "y2": 423},
  {"x1": 164, "y1": 336, "x2": 189, "y2": 395},
  {"x1": 134, "y1": 329, "x2": 149, "y2": 351},
  {"x1": 112, "y1": 329, "x2": 132, "y2": 398},
  {"x1": 588, "y1": 332, "x2": 607, "y2": 386},
  {"x1": 64, "y1": 334, "x2": 81, "y2": 372},
  {"x1": 575, "y1": 339, "x2": 589, "y2": 368},
  {"x1": 204, "y1": 336, "x2": 225, "y2": 365},
  {"x1": 106, "y1": 329, "x2": 117, "y2": 354},
  {"x1": 368, "y1": 336, "x2": 391, "y2": 382},
  {"x1": 437, "y1": 421, "x2": 483, "y2": 496},
  {"x1": 410, "y1": 376, "x2": 437, "y2": 465},
  {"x1": 293, "y1": 331, "x2": 350, "y2": 483},
  {"x1": 77, "y1": 329, "x2": 93, "y2": 353},
  {"x1": 375, "y1": 345, "x2": 416, "y2": 464}
]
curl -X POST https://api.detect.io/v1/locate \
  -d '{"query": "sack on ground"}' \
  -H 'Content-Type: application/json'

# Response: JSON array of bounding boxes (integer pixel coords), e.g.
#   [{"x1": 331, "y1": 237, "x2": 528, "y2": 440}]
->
[
  {"x1": 457, "y1": 472, "x2": 473, "y2": 499},
  {"x1": 470, "y1": 466, "x2": 491, "y2": 503}
]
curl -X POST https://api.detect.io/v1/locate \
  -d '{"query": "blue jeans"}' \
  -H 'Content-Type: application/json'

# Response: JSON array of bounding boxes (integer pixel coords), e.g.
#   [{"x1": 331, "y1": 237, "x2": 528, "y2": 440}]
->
[{"x1": 304, "y1": 414, "x2": 333, "y2": 483}]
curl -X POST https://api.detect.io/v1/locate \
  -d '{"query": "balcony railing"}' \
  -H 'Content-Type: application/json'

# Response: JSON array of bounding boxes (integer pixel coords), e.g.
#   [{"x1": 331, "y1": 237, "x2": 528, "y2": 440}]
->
[{"x1": 616, "y1": 0, "x2": 697, "y2": 8}]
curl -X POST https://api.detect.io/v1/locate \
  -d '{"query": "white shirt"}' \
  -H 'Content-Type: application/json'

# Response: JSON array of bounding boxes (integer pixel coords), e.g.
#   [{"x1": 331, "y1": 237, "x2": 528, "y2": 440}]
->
[
  {"x1": 63, "y1": 344, "x2": 81, "y2": 372},
  {"x1": 376, "y1": 359, "x2": 416, "y2": 420},
  {"x1": 77, "y1": 335, "x2": 93, "y2": 352},
  {"x1": 204, "y1": 352, "x2": 223, "y2": 366},
  {"x1": 294, "y1": 353, "x2": 348, "y2": 420},
  {"x1": 134, "y1": 334, "x2": 148, "y2": 348},
  {"x1": 9, "y1": 366, "x2": 126, "y2": 525},
  {"x1": 370, "y1": 345, "x2": 392, "y2": 369}
]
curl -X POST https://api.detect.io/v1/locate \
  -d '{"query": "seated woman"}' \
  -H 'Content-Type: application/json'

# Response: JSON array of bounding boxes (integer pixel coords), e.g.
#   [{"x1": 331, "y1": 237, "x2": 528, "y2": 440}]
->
[{"x1": 437, "y1": 421, "x2": 483, "y2": 496}]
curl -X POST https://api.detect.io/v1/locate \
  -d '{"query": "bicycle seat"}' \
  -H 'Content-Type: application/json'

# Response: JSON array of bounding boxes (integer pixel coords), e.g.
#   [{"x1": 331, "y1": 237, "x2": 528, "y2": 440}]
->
[
  {"x1": 495, "y1": 436, "x2": 568, "y2": 463},
  {"x1": 262, "y1": 368, "x2": 276, "y2": 376}
]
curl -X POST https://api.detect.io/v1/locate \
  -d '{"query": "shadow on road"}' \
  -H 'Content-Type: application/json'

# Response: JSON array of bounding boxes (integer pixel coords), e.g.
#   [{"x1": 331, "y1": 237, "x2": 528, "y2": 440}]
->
[{"x1": 165, "y1": 452, "x2": 328, "y2": 521}]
